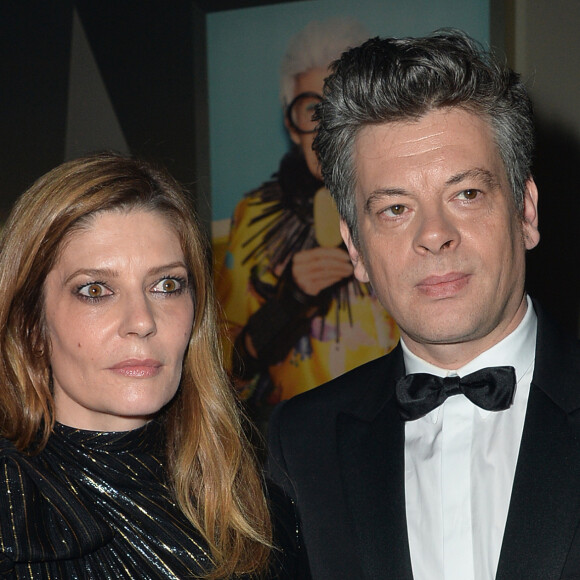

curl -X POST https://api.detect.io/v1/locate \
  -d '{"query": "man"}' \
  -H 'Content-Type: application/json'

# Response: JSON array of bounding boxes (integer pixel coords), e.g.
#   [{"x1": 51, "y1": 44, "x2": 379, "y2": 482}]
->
[
  {"x1": 217, "y1": 19, "x2": 398, "y2": 426},
  {"x1": 267, "y1": 30, "x2": 580, "y2": 580}
]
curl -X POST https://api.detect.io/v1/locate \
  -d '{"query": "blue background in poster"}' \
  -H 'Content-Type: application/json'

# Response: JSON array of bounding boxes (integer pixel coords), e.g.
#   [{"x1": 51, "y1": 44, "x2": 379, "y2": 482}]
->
[{"x1": 208, "y1": 0, "x2": 489, "y2": 225}]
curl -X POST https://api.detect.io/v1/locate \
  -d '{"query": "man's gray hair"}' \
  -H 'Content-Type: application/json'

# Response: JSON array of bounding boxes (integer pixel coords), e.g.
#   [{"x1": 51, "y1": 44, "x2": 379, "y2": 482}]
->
[{"x1": 313, "y1": 29, "x2": 535, "y2": 246}]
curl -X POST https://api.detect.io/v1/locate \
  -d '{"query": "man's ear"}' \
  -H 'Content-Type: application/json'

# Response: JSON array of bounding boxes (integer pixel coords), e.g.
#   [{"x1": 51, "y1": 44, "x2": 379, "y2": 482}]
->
[
  {"x1": 340, "y1": 219, "x2": 370, "y2": 283},
  {"x1": 284, "y1": 115, "x2": 301, "y2": 146},
  {"x1": 522, "y1": 178, "x2": 540, "y2": 250}
]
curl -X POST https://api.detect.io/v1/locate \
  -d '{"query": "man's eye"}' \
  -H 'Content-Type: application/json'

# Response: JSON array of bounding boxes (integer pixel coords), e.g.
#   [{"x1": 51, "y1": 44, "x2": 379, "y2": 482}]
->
[
  {"x1": 382, "y1": 204, "x2": 406, "y2": 217},
  {"x1": 458, "y1": 189, "x2": 480, "y2": 200}
]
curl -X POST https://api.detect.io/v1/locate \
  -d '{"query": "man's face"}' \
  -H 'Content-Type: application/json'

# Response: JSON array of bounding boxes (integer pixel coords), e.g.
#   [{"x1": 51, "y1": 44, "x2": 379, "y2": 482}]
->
[
  {"x1": 341, "y1": 108, "x2": 540, "y2": 368},
  {"x1": 286, "y1": 66, "x2": 328, "y2": 181}
]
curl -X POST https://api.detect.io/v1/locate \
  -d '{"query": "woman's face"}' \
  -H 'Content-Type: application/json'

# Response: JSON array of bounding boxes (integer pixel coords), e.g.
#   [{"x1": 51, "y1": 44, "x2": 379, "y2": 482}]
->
[{"x1": 43, "y1": 209, "x2": 195, "y2": 431}]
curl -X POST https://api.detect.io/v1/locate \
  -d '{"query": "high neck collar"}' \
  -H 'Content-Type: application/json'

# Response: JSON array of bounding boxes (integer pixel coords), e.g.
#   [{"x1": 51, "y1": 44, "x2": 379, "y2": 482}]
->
[{"x1": 51, "y1": 418, "x2": 164, "y2": 454}]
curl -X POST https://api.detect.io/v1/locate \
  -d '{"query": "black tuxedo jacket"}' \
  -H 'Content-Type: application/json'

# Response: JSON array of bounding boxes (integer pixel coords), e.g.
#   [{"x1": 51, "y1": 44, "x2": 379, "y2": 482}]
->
[{"x1": 267, "y1": 302, "x2": 580, "y2": 579}]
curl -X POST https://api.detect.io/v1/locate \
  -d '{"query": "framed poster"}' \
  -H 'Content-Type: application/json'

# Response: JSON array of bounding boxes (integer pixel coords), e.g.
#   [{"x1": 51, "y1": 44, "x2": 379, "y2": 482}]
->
[{"x1": 209, "y1": 0, "x2": 490, "y2": 426}]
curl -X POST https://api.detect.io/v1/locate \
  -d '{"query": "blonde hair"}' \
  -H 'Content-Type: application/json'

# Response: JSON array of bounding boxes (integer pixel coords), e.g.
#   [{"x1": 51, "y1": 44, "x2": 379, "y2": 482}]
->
[{"x1": 0, "y1": 152, "x2": 271, "y2": 578}]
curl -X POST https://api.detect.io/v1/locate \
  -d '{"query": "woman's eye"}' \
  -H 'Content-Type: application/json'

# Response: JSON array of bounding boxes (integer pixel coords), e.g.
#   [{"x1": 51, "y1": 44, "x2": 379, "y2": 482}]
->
[
  {"x1": 151, "y1": 277, "x2": 184, "y2": 294},
  {"x1": 78, "y1": 283, "x2": 110, "y2": 299}
]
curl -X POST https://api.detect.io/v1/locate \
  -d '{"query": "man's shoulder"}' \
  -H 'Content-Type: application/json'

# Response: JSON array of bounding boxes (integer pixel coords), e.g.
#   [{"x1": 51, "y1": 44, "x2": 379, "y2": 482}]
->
[
  {"x1": 533, "y1": 299, "x2": 580, "y2": 412},
  {"x1": 266, "y1": 347, "x2": 403, "y2": 499},
  {"x1": 272, "y1": 346, "x2": 401, "y2": 428}
]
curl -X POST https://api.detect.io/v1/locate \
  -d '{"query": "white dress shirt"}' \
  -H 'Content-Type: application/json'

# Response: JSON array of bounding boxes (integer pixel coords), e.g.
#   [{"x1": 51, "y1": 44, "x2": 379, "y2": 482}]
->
[{"x1": 402, "y1": 296, "x2": 537, "y2": 580}]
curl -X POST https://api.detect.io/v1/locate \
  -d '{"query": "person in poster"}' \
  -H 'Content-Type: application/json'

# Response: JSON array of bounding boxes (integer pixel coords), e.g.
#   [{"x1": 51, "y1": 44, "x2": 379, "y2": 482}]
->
[{"x1": 217, "y1": 18, "x2": 399, "y2": 427}]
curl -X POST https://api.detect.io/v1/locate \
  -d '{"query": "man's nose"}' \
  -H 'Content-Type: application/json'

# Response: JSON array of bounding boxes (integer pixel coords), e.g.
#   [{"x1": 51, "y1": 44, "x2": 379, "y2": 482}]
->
[{"x1": 413, "y1": 206, "x2": 460, "y2": 255}]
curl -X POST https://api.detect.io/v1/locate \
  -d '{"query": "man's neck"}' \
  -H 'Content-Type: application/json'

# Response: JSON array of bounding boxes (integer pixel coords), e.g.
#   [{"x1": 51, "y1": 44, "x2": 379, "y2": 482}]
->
[{"x1": 400, "y1": 295, "x2": 530, "y2": 370}]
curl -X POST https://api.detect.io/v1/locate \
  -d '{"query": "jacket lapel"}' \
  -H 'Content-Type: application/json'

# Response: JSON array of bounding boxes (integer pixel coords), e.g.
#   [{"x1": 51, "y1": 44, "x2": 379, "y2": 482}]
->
[
  {"x1": 333, "y1": 302, "x2": 580, "y2": 579},
  {"x1": 336, "y1": 346, "x2": 415, "y2": 580},
  {"x1": 497, "y1": 303, "x2": 580, "y2": 579}
]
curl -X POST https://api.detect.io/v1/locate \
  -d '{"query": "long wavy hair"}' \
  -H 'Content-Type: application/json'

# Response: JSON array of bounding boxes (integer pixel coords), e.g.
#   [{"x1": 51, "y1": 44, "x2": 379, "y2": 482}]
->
[{"x1": 0, "y1": 152, "x2": 271, "y2": 578}]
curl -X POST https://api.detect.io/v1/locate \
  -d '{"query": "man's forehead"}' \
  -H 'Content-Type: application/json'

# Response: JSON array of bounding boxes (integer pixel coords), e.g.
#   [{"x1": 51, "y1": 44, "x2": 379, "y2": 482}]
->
[
  {"x1": 356, "y1": 107, "x2": 493, "y2": 146},
  {"x1": 352, "y1": 109, "x2": 504, "y2": 192}
]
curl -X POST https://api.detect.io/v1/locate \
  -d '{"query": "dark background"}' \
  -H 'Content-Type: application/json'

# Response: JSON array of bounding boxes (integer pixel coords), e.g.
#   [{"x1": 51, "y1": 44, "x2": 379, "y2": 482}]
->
[{"x1": 0, "y1": 0, "x2": 305, "y2": 228}]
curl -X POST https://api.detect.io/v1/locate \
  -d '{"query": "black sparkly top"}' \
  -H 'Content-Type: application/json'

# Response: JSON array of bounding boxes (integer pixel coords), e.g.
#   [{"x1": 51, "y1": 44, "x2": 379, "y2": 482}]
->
[{"x1": 0, "y1": 421, "x2": 286, "y2": 579}]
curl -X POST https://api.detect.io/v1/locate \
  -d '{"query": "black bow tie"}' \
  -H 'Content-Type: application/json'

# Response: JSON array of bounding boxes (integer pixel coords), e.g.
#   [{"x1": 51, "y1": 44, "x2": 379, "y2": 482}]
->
[{"x1": 395, "y1": 366, "x2": 517, "y2": 421}]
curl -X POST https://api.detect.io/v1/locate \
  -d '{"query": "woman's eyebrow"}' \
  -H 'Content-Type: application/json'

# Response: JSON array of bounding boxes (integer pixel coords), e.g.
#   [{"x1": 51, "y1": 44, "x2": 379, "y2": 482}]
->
[
  {"x1": 64, "y1": 267, "x2": 118, "y2": 285},
  {"x1": 64, "y1": 262, "x2": 188, "y2": 285},
  {"x1": 146, "y1": 262, "x2": 189, "y2": 277}
]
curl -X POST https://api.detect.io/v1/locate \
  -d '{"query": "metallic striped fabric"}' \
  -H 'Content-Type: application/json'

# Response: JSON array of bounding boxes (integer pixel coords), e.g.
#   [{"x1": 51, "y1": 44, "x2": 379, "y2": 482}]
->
[{"x1": 0, "y1": 420, "x2": 212, "y2": 579}]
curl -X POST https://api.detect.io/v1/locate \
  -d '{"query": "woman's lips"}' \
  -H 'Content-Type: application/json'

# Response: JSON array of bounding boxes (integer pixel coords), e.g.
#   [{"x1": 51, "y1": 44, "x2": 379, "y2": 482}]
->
[
  {"x1": 109, "y1": 359, "x2": 162, "y2": 378},
  {"x1": 416, "y1": 272, "x2": 470, "y2": 298}
]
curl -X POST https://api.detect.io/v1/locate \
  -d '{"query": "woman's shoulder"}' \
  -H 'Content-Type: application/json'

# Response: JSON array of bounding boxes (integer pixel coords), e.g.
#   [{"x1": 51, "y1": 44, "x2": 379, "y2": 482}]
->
[
  {"x1": 0, "y1": 436, "x2": 22, "y2": 455},
  {"x1": 266, "y1": 480, "x2": 312, "y2": 579},
  {"x1": 0, "y1": 436, "x2": 32, "y2": 482},
  {"x1": 0, "y1": 438, "x2": 43, "y2": 521},
  {"x1": 0, "y1": 437, "x2": 61, "y2": 498},
  {"x1": 0, "y1": 438, "x2": 113, "y2": 573}
]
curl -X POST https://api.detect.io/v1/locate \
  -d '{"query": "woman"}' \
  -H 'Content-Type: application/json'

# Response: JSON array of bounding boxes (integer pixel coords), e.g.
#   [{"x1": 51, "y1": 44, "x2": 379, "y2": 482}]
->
[{"x1": 0, "y1": 152, "x2": 300, "y2": 578}]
